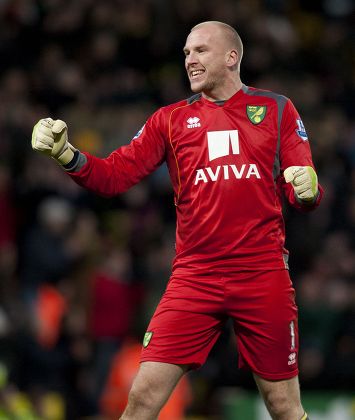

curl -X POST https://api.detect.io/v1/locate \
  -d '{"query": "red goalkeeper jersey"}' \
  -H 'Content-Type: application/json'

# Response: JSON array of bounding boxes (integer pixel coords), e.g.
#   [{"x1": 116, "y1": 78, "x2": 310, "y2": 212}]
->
[{"x1": 68, "y1": 85, "x2": 323, "y2": 274}]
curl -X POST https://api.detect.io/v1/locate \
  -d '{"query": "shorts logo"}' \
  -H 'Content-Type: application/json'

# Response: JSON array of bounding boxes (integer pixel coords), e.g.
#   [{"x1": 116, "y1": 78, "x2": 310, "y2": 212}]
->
[
  {"x1": 288, "y1": 352, "x2": 297, "y2": 365},
  {"x1": 143, "y1": 331, "x2": 153, "y2": 348},
  {"x1": 247, "y1": 105, "x2": 266, "y2": 124},
  {"x1": 187, "y1": 117, "x2": 201, "y2": 128},
  {"x1": 290, "y1": 320, "x2": 296, "y2": 350},
  {"x1": 207, "y1": 130, "x2": 239, "y2": 161}
]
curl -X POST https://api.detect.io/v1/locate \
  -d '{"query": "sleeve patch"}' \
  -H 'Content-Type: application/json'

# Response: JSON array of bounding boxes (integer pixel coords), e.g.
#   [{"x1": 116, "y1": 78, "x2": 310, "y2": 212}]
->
[
  {"x1": 296, "y1": 119, "x2": 308, "y2": 141},
  {"x1": 133, "y1": 124, "x2": 146, "y2": 139}
]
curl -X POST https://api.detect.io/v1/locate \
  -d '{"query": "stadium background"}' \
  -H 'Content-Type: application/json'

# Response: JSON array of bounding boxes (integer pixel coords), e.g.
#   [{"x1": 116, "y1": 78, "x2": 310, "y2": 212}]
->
[{"x1": 0, "y1": 0, "x2": 354, "y2": 418}]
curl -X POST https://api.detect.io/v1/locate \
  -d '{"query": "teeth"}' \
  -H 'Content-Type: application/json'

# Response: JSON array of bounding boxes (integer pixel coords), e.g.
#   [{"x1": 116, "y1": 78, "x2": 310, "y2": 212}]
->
[{"x1": 191, "y1": 70, "x2": 204, "y2": 77}]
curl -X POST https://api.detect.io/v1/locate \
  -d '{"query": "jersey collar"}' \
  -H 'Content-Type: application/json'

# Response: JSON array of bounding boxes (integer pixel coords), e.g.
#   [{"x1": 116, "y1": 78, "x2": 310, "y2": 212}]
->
[{"x1": 199, "y1": 84, "x2": 247, "y2": 108}]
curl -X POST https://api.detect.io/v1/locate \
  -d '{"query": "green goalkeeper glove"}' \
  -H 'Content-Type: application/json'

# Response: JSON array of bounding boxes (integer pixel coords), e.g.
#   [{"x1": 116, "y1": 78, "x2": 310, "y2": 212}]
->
[
  {"x1": 284, "y1": 166, "x2": 318, "y2": 202},
  {"x1": 31, "y1": 118, "x2": 76, "y2": 165}
]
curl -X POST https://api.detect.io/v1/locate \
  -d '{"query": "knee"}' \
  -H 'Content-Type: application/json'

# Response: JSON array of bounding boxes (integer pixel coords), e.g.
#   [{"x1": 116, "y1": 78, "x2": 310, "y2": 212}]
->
[
  {"x1": 264, "y1": 389, "x2": 292, "y2": 418},
  {"x1": 126, "y1": 381, "x2": 159, "y2": 413}
]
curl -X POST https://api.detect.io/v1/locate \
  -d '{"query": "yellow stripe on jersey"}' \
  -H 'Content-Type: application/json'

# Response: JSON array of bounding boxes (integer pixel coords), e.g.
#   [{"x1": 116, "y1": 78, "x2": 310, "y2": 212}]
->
[{"x1": 168, "y1": 102, "x2": 195, "y2": 206}]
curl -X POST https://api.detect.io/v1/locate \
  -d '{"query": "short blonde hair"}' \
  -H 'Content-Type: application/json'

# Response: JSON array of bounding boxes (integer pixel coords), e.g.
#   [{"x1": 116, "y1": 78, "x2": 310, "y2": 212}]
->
[{"x1": 191, "y1": 21, "x2": 243, "y2": 65}]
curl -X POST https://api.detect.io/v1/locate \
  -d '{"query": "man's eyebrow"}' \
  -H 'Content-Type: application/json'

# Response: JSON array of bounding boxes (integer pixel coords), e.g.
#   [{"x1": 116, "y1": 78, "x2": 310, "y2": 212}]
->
[{"x1": 183, "y1": 43, "x2": 208, "y2": 52}]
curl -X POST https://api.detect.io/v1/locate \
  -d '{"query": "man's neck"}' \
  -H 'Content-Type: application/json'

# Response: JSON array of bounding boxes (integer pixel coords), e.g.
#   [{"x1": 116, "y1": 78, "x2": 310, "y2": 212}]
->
[{"x1": 202, "y1": 79, "x2": 243, "y2": 102}]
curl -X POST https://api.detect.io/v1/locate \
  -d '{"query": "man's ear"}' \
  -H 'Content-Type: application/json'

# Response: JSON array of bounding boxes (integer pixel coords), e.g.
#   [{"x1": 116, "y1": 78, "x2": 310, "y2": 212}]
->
[{"x1": 226, "y1": 50, "x2": 238, "y2": 68}]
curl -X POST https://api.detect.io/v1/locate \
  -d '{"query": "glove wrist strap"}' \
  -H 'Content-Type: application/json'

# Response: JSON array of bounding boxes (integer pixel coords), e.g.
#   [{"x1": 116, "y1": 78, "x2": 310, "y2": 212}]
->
[
  {"x1": 55, "y1": 147, "x2": 75, "y2": 165},
  {"x1": 295, "y1": 190, "x2": 319, "y2": 205},
  {"x1": 62, "y1": 150, "x2": 87, "y2": 172}
]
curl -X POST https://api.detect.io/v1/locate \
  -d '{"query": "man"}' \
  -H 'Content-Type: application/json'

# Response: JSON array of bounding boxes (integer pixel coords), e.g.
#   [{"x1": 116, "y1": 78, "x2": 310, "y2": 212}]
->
[{"x1": 32, "y1": 21, "x2": 322, "y2": 420}]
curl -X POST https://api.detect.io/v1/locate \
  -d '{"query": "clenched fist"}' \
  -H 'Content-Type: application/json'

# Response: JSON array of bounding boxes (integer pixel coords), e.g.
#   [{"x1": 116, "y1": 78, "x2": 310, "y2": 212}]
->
[
  {"x1": 31, "y1": 118, "x2": 76, "y2": 165},
  {"x1": 284, "y1": 166, "x2": 318, "y2": 202}
]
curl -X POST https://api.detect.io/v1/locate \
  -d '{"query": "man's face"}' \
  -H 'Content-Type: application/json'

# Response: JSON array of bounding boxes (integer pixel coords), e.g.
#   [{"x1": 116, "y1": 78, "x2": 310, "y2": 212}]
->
[{"x1": 183, "y1": 25, "x2": 230, "y2": 96}]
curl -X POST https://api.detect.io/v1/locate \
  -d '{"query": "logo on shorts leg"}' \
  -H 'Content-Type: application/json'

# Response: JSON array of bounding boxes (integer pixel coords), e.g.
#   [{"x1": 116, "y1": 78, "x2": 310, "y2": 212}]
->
[
  {"x1": 143, "y1": 331, "x2": 153, "y2": 348},
  {"x1": 289, "y1": 320, "x2": 296, "y2": 350},
  {"x1": 288, "y1": 352, "x2": 296, "y2": 365}
]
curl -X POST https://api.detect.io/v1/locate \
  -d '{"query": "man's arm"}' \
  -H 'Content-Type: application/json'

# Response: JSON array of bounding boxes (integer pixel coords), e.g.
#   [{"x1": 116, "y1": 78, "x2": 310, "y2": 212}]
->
[
  {"x1": 279, "y1": 99, "x2": 323, "y2": 211},
  {"x1": 32, "y1": 113, "x2": 167, "y2": 197}
]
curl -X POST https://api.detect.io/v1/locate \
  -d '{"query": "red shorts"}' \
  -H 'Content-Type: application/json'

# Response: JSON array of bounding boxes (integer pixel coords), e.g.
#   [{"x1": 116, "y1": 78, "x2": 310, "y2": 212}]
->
[{"x1": 141, "y1": 270, "x2": 299, "y2": 380}]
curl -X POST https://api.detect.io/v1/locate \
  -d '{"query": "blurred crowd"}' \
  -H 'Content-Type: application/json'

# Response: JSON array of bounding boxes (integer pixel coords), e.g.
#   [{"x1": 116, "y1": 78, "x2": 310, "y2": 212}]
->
[{"x1": 0, "y1": 0, "x2": 354, "y2": 418}]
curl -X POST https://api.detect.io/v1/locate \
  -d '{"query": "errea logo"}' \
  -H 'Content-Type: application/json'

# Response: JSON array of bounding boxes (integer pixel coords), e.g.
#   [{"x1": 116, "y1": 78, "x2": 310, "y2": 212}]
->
[
  {"x1": 187, "y1": 117, "x2": 201, "y2": 128},
  {"x1": 288, "y1": 352, "x2": 296, "y2": 365}
]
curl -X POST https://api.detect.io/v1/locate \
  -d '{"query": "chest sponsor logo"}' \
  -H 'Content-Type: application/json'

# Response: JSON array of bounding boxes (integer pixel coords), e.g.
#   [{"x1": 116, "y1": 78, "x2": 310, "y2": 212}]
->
[
  {"x1": 187, "y1": 116, "x2": 201, "y2": 128},
  {"x1": 194, "y1": 164, "x2": 261, "y2": 185},
  {"x1": 194, "y1": 130, "x2": 261, "y2": 185},
  {"x1": 207, "y1": 130, "x2": 239, "y2": 161},
  {"x1": 247, "y1": 105, "x2": 266, "y2": 124}
]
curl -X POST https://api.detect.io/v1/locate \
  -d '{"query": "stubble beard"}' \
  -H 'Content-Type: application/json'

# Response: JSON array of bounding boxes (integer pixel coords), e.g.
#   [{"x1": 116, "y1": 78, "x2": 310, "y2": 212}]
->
[{"x1": 191, "y1": 76, "x2": 216, "y2": 95}]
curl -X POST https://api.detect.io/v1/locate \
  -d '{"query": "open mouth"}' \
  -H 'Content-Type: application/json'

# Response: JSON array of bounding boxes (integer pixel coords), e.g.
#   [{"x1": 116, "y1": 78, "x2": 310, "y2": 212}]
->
[{"x1": 190, "y1": 70, "x2": 205, "y2": 79}]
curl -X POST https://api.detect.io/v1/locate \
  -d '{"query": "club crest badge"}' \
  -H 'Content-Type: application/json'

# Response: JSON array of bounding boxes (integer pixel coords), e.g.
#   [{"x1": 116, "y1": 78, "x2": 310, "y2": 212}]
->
[
  {"x1": 143, "y1": 331, "x2": 153, "y2": 348},
  {"x1": 247, "y1": 105, "x2": 267, "y2": 124}
]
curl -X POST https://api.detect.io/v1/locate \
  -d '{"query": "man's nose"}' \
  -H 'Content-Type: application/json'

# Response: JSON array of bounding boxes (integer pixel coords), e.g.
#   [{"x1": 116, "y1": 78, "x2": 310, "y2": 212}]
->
[{"x1": 185, "y1": 52, "x2": 197, "y2": 66}]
